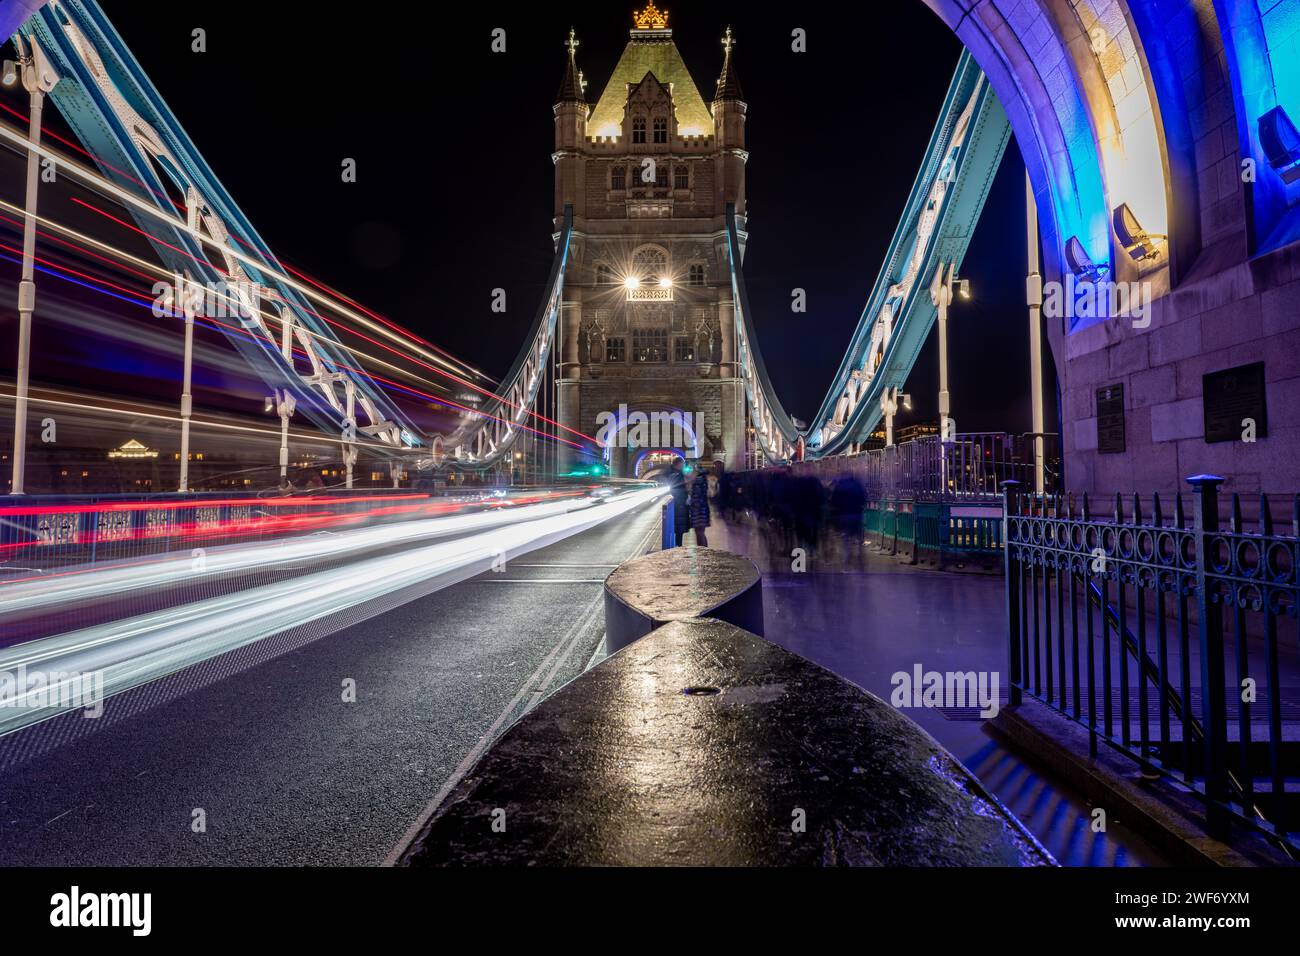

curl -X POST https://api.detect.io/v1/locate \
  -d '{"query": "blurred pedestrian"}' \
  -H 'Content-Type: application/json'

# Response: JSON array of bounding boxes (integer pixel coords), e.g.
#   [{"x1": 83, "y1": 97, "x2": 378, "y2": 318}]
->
[
  {"x1": 665, "y1": 457, "x2": 689, "y2": 547},
  {"x1": 689, "y1": 461, "x2": 712, "y2": 547}
]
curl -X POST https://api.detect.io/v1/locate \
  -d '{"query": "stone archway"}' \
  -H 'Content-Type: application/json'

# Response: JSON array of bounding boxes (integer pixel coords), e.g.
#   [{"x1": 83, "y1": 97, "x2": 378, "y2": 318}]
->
[{"x1": 920, "y1": 1, "x2": 1183, "y2": 295}]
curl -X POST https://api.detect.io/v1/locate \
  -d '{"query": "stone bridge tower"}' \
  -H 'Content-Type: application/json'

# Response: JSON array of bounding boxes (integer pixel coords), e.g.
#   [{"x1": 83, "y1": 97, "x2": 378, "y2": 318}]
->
[{"x1": 553, "y1": 4, "x2": 748, "y2": 478}]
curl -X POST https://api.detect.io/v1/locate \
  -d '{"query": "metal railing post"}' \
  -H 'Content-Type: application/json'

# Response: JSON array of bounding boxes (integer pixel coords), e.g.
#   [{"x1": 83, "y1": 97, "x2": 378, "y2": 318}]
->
[
  {"x1": 1189, "y1": 473, "x2": 1229, "y2": 838},
  {"x1": 1003, "y1": 480, "x2": 1022, "y2": 707},
  {"x1": 661, "y1": 498, "x2": 675, "y2": 550}
]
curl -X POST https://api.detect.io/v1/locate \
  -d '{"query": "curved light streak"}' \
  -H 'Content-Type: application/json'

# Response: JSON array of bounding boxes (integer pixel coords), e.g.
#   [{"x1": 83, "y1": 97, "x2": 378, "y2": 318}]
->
[{"x1": 0, "y1": 487, "x2": 661, "y2": 737}]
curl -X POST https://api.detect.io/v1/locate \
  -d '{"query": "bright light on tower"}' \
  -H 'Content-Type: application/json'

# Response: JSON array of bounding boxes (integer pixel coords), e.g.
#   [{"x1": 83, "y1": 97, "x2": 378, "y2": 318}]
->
[
  {"x1": 658, "y1": 276, "x2": 672, "y2": 289},
  {"x1": 624, "y1": 276, "x2": 641, "y2": 290}
]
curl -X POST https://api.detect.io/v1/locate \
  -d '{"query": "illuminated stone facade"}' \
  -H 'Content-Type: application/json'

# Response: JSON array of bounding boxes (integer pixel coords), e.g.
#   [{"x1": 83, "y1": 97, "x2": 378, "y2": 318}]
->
[{"x1": 553, "y1": 11, "x2": 748, "y2": 477}]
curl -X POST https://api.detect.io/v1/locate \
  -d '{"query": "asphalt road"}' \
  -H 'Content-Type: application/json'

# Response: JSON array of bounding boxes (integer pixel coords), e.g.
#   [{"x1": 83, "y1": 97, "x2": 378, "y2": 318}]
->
[{"x1": 0, "y1": 498, "x2": 662, "y2": 865}]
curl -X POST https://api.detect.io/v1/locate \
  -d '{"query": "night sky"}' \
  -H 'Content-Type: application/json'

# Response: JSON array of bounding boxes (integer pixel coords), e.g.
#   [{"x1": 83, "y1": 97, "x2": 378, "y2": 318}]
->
[{"x1": 5, "y1": 1, "x2": 1059, "y2": 439}]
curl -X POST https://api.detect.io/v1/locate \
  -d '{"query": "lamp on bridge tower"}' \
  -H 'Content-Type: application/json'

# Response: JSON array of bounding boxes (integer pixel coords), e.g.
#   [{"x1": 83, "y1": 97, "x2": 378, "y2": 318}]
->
[{"x1": 929, "y1": 262, "x2": 969, "y2": 448}]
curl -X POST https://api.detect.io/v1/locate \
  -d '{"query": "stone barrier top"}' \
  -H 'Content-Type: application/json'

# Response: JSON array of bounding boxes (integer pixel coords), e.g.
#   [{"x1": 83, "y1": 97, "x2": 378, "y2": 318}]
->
[{"x1": 399, "y1": 618, "x2": 1054, "y2": 867}]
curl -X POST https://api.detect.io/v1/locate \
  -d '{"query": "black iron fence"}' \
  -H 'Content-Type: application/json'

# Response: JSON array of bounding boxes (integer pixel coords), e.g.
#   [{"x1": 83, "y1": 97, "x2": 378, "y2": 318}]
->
[{"x1": 1004, "y1": 477, "x2": 1298, "y2": 850}]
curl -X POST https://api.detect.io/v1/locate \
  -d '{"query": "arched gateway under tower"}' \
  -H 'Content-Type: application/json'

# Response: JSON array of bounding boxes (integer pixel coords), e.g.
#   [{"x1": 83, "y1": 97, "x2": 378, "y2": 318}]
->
[{"x1": 554, "y1": 5, "x2": 748, "y2": 478}]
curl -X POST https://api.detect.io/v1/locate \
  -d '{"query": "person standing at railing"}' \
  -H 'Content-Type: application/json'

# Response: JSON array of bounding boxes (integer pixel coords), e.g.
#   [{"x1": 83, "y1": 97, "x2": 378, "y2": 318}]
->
[
  {"x1": 665, "y1": 458, "x2": 690, "y2": 547},
  {"x1": 689, "y1": 462, "x2": 713, "y2": 547}
]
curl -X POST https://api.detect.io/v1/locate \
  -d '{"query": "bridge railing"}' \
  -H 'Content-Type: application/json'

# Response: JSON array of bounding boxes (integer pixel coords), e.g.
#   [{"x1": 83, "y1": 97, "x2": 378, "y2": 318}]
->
[
  {"x1": 782, "y1": 432, "x2": 1057, "y2": 500},
  {"x1": 851, "y1": 432, "x2": 1059, "y2": 501},
  {"x1": 751, "y1": 432, "x2": 1056, "y2": 567},
  {"x1": 1003, "y1": 478, "x2": 1299, "y2": 851},
  {"x1": 0, "y1": 487, "x2": 496, "y2": 578}
]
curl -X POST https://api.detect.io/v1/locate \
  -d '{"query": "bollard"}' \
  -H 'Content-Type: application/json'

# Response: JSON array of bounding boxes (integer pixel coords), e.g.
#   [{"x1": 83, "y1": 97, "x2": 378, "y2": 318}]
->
[
  {"x1": 660, "y1": 497, "x2": 675, "y2": 550},
  {"x1": 603, "y1": 548, "x2": 764, "y2": 655}
]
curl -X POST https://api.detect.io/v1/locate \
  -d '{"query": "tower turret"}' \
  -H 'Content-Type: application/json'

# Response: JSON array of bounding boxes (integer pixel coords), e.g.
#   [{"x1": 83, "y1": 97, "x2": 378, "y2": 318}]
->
[
  {"x1": 712, "y1": 27, "x2": 748, "y2": 216},
  {"x1": 553, "y1": 28, "x2": 589, "y2": 221}
]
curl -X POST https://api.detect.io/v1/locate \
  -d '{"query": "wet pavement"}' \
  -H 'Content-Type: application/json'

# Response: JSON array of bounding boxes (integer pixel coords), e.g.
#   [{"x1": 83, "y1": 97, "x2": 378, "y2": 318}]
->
[{"x1": 697, "y1": 509, "x2": 1169, "y2": 866}]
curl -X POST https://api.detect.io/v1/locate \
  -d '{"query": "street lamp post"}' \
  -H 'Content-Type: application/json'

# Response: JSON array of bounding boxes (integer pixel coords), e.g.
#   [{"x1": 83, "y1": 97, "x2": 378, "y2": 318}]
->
[
  {"x1": 929, "y1": 262, "x2": 970, "y2": 445},
  {"x1": 343, "y1": 380, "x2": 357, "y2": 490},
  {"x1": 171, "y1": 262, "x2": 200, "y2": 493},
  {"x1": 5, "y1": 35, "x2": 59, "y2": 495},
  {"x1": 1026, "y1": 172, "x2": 1046, "y2": 495},
  {"x1": 178, "y1": 281, "x2": 196, "y2": 492},
  {"x1": 930, "y1": 263, "x2": 969, "y2": 494},
  {"x1": 269, "y1": 389, "x2": 296, "y2": 489}
]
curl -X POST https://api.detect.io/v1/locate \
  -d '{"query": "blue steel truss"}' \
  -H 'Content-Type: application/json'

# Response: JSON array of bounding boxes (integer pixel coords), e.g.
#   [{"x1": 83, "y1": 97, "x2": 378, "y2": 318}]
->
[
  {"x1": 17, "y1": 1, "x2": 421, "y2": 451},
  {"x1": 727, "y1": 50, "x2": 1012, "y2": 462},
  {"x1": 10, "y1": 0, "x2": 575, "y2": 469}
]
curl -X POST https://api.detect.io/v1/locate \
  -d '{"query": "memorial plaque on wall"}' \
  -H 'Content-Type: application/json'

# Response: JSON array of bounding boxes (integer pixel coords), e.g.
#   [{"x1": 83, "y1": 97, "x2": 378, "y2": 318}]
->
[
  {"x1": 1096, "y1": 383, "x2": 1125, "y2": 454},
  {"x1": 1203, "y1": 362, "x2": 1267, "y2": 444}
]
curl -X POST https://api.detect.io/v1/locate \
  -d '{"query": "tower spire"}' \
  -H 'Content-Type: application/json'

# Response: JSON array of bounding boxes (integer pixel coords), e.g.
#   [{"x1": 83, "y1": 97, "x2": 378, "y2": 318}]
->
[
  {"x1": 555, "y1": 27, "x2": 586, "y2": 104},
  {"x1": 715, "y1": 26, "x2": 744, "y2": 102}
]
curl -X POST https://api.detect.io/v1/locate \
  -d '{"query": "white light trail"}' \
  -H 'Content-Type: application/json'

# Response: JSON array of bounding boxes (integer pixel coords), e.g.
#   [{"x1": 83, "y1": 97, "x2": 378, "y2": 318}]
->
[
  {"x1": 0, "y1": 488, "x2": 662, "y2": 737},
  {"x1": 0, "y1": 495, "x2": 599, "y2": 613}
]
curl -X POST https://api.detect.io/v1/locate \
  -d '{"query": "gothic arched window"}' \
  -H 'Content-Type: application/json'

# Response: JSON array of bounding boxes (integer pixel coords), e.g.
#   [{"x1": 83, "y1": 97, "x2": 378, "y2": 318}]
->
[
  {"x1": 653, "y1": 117, "x2": 668, "y2": 144},
  {"x1": 632, "y1": 245, "x2": 669, "y2": 284},
  {"x1": 632, "y1": 117, "x2": 646, "y2": 144}
]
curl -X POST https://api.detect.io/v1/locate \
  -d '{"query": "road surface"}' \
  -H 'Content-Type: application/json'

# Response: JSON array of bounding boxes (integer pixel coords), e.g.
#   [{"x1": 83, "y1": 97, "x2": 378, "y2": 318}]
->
[{"x1": 0, "y1": 498, "x2": 662, "y2": 865}]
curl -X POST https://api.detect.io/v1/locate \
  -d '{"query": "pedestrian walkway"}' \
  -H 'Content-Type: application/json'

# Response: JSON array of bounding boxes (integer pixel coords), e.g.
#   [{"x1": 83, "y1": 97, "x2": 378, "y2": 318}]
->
[{"x1": 697, "y1": 510, "x2": 1167, "y2": 866}]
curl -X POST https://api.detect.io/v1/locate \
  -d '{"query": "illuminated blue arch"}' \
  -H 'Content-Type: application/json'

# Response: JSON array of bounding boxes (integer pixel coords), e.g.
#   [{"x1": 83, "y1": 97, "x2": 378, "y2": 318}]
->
[
  {"x1": 924, "y1": 0, "x2": 1112, "y2": 287},
  {"x1": 1215, "y1": 0, "x2": 1300, "y2": 253},
  {"x1": 600, "y1": 405, "x2": 703, "y2": 465}
]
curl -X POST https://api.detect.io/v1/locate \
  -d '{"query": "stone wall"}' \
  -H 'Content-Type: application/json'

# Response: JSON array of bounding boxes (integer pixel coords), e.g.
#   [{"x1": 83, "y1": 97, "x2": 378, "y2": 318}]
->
[{"x1": 1061, "y1": 232, "x2": 1300, "y2": 496}]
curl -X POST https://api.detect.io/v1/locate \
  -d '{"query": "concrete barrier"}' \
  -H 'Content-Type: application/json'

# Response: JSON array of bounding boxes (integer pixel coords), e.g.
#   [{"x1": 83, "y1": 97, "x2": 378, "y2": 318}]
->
[
  {"x1": 603, "y1": 546, "x2": 763, "y2": 654},
  {"x1": 396, "y1": 618, "x2": 1053, "y2": 867}
]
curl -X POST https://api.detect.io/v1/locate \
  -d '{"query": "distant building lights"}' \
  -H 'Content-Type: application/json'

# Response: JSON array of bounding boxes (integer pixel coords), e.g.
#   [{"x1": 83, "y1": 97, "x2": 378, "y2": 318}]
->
[{"x1": 107, "y1": 439, "x2": 158, "y2": 459}]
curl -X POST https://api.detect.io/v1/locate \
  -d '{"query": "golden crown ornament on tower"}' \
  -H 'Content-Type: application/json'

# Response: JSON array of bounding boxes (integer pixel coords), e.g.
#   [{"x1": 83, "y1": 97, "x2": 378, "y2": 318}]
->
[{"x1": 632, "y1": 2, "x2": 669, "y2": 31}]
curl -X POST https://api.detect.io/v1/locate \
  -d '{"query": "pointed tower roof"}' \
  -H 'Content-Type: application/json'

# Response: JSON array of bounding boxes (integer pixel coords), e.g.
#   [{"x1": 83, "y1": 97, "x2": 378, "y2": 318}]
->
[
  {"x1": 555, "y1": 27, "x2": 586, "y2": 104},
  {"x1": 587, "y1": 4, "x2": 714, "y2": 138},
  {"x1": 714, "y1": 26, "x2": 744, "y2": 102}
]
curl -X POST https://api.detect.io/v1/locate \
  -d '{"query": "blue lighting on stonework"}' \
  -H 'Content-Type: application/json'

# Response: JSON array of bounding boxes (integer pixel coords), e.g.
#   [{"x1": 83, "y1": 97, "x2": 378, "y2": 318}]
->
[
  {"x1": 1056, "y1": 88, "x2": 1110, "y2": 325},
  {"x1": 1264, "y1": 0, "x2": 1300, "y2": 115},
  {"x1": 1217, "y1": 0, "x2": 1300, "y2": 253}
]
